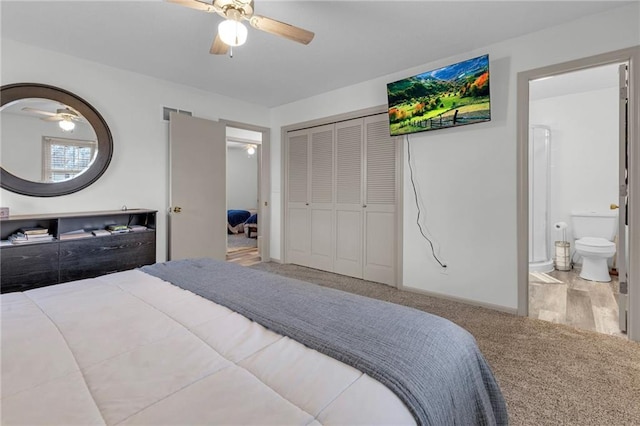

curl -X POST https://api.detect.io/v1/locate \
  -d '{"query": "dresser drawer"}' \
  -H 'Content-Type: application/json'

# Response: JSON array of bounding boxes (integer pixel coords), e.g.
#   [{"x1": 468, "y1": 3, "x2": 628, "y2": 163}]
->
[
  {"x1": 1, "y1": 243, "x2": 59, "y2": 293},
  {"x1": 59, "y1": 231, "x2": 156, "y2": 283}
]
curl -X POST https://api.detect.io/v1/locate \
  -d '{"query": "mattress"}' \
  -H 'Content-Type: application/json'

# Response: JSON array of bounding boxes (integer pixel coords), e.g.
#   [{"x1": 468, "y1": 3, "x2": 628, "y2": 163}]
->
[
  {"x1": 1, "y1": 260, "x2": 507, "y2": 425},
  {"x1": 1, "y1": 270, "x2": 416, "y2": 425}
]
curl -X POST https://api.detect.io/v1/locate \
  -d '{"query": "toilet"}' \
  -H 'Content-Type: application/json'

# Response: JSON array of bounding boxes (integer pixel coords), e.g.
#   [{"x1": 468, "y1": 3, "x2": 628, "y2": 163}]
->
[{"x1": 570, "y1": 211, "x2": 618, "y2": 282}]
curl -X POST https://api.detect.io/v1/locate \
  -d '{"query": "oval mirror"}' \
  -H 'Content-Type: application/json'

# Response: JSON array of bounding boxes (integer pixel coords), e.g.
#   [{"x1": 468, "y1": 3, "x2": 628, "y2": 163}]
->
[{"x1": 1, "y1": 83, "x2": 113, "y2": 197}]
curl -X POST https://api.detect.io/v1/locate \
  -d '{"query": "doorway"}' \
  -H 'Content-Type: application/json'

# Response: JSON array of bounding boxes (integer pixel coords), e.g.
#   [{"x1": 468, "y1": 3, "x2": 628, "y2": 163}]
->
[
  {"x1": 517, "y1": 47, "x2": 640, "y2": 342},
  {"x1": 226, "y1": 126, "x2": 262, "y2": 267},
  {"x1": 527, "y1": 64, "x2": 624, "y2": 337},
  {"x1": 168, "y1": 116, "x2": 270, "y2": 265}
]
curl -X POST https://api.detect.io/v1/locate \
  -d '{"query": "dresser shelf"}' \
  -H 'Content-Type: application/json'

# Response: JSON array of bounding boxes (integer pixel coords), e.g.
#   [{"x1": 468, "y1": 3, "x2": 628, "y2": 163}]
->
[{"x1": 1, "y1": 209, "x2": 156, "y2": 293}]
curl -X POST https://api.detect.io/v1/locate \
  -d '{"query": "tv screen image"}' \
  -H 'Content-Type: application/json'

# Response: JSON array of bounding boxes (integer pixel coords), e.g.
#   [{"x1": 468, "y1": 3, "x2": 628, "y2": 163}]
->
[{"x1": 387, "y1": 54, "x2": 490, "y2": 136}]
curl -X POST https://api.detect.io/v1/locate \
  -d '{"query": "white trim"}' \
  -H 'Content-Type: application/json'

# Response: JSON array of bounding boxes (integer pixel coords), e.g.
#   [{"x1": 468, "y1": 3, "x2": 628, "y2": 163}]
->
[
  {"x1": 400, "y1": 285, "x2": 518, "y2": 315},
  {"x1": 516, "y1": 46, "x2": 640, "y2": 342}
]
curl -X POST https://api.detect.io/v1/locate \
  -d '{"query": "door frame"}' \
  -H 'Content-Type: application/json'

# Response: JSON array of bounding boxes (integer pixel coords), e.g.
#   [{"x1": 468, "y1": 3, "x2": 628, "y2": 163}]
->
[
  {"x1": 221, "y1": 119, "x2": 271, "y2": 262},
  {"x1": 516, "y1": 46, "x2": 640, "y2": 342}
]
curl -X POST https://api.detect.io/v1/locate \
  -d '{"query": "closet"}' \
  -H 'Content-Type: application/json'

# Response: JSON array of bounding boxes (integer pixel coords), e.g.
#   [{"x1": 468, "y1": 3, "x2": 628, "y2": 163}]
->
[{"x1": 285, "y1": 113, "x2": 398, "y2": 286}]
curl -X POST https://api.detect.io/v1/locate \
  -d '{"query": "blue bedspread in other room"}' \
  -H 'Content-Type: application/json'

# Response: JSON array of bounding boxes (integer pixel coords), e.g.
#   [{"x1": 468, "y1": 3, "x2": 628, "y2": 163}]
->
[
  {"x1": 227, "y1": 210, "x2": 251, "y2": 227},
  {"x1": 245, "y1": 213, "x2": 257, "y2": 225}
]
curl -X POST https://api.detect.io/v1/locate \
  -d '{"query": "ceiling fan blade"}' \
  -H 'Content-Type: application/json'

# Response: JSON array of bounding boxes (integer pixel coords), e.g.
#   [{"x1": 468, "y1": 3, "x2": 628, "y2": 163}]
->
[
  {"x1": 210, "y1": 33, "x2": 229, "y2": 55},
  {"x1": 166, "y1": 0, "x2": 216, "y2": 13},
  {"x1": 249, "y1": 15, "x2": 314, "y2": 45},
  {"x1": 21, "y1": 107, "x2": 57, "y2": 116},
  {"x1": 59, "y1": 108, "x2": 79, "y2": 117},
  {"x1": 42, "y1": 116, "x2": 63, "y2": 122}
]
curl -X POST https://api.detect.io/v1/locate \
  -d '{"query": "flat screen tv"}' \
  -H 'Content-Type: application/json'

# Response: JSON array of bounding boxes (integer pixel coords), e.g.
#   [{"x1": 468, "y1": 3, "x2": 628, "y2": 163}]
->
[{"x1": 386, "y1": 54, "x2": 490, "y2": 136}]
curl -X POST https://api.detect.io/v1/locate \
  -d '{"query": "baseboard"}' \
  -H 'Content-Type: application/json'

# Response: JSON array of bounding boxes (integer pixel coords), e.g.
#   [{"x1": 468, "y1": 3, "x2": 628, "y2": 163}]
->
[{"x1": 399, "y1": 285, "x2": 518, "y2": 315}]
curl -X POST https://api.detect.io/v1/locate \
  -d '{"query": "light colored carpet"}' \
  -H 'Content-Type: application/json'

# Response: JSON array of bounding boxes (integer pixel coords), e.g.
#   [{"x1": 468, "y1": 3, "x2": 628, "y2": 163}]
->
[{"x1": 250, "y1": 262, "x2": 640, "y2": 426}]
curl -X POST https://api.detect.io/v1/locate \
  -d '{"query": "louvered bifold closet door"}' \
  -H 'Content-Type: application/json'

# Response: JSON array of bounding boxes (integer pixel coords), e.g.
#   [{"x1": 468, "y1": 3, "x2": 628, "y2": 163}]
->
[
  {"x1": 286, "y1": 129, "x2": 311, "y2": 266},
  {"x1": 334, "y1": 119, "x2": 364, "y2": 278},
  {"x1": 309, "y1": 124, "x2": 335, "y2": 271},
  {"x1": 363, "y1": 114, "x2": 397, "y2": 286}
]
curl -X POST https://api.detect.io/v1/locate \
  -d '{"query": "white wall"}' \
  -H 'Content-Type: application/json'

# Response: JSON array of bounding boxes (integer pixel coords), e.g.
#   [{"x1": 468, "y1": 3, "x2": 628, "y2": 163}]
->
[
  {"x1": 2, "y1": 4, "x2": 637, "y2": 311},
  {"x1": 530, "y1": 86, "x2": 619, "y2": 253},
  {"x1": 226, "y1": 147, "x2": 258, "y2": 210},
  {"x1": 1, "y1": 39, "x2": 270, "y2": 262},
  {"x1": 270, "y1": 4, "x2": 639, "y2": 310}
]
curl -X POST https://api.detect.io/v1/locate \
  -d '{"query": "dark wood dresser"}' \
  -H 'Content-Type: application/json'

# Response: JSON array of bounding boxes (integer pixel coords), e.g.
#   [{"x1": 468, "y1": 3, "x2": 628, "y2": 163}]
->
[{"x1": 1, "y1": 209, "x2": 156, "y2": 293}]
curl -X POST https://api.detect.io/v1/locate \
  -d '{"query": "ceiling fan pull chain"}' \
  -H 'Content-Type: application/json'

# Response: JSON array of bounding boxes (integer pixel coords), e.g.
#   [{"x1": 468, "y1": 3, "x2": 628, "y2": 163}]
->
[{"x1": 229, "y1": 46, "x2": 233, "y2": 58}]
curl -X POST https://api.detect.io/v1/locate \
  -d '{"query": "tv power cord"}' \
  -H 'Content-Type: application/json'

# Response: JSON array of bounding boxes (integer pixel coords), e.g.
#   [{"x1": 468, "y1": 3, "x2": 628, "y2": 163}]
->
[{"x1": 407, "y1": 135, "x2": 447, "y2": 269}]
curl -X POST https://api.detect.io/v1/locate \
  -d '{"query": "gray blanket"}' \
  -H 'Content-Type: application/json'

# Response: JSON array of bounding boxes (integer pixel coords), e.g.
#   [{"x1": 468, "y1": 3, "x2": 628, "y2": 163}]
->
[{"x1": 142, "y1": 258, "x2": 508, "y2": 425}]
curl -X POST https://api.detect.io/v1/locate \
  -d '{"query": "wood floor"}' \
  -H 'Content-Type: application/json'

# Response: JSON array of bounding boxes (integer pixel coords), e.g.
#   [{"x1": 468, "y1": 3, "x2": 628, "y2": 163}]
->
[
  {"x1": 226, "y1": 246, "x2": 260, "y2": 267},
  {"x1": 529, "y1": 268, "x2": 624, "y2": 338}
]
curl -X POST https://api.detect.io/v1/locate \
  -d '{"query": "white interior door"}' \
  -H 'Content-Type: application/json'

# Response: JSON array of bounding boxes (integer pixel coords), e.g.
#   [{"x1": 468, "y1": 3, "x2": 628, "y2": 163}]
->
[
  {"x1": 618, "y1": 63, "x2": 629, "y2": 332},
  {"x1": 287, "y1": 129, "x2": 311, "y2": 266},
  {"x1": 169, "y1": 112, "x2": 226, "y2": 261},
  {"x1": 309, "y1": 124, "x2": 335, "y2": 271},
  {"x1": 334, "y1": 119, "x2": 364, "y2": 278},
  {"x1": 363, "y1": 115, "x2": 397, "y2": 286}
]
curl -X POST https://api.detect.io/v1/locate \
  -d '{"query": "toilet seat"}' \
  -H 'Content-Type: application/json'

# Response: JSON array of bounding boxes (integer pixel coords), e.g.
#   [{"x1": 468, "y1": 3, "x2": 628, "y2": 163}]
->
[
  {"x1": 575, "y1": 237, "x2": 616, "y2": 255},
  {"x1": 574, "y1": 237, "x2": 616, "y2": 282}
]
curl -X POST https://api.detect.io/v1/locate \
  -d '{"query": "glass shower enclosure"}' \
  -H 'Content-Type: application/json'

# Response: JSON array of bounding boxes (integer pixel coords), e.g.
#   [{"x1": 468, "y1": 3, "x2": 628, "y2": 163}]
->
[{"x1": 529, "y1": 125, "x2": 554, "y2": 272}]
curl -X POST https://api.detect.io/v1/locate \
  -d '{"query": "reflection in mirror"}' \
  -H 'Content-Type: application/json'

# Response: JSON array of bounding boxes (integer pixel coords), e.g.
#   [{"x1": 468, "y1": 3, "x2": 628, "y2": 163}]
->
[
  {"x1": 1, "y1": 83, "x2": 112, "y2": 197},
  {"x1": 1, "y1": 98, "x2": 98, "y2": 183}
]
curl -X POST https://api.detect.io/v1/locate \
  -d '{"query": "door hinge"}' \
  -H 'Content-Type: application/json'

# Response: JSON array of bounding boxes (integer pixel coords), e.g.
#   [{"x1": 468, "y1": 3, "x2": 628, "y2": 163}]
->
[
  {"x1": 620, "y1": 281, "x2": 628, "y2": 295},
  {"x1": 619, "y1": 87, "x2": 628, "y2": 101},
  {"x1": 619, "y1": 184, "x2": 628, "y2": 197}
]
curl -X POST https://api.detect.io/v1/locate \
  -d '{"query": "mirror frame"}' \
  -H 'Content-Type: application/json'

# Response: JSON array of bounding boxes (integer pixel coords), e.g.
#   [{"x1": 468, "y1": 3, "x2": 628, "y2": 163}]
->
[{"x1": 1, "y1": 83, "x2": 113, "y2": 197}]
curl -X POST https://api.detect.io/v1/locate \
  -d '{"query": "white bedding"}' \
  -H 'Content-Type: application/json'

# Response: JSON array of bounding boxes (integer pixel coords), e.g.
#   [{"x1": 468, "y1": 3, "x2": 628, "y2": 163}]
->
[{"x1": 1, "y1": 269, "x2": 415, "y2": 425}]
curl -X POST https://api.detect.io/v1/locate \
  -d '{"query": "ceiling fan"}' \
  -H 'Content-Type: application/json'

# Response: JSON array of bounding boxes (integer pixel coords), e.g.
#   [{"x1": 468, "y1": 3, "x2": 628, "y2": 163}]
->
[
  {"x1": 167, "y1": 0, "x2": 314, "y2": 55},
  {"x1": 22, "y1": 106, "x2": 82, "y2": 131}
]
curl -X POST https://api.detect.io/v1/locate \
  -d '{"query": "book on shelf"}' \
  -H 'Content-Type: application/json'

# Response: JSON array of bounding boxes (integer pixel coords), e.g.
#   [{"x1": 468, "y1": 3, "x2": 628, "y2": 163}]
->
[
  {"x1": 59, "y1": 230, "x2": 94, "y2": 240},
  {"x1": 91, "y1": 229, "x2": 111, "y2": 237},
  {"x1": 128, "y1": 225, "x2": 148, "y2": 232},
  {"x1": 107, "y1": 224, "x2": 129, "y2": 232},
  {"x1": 25, "y1": 233, "x2": 54, "y2": 240},
  {"x1": 8, "y1": 233, "x2": 54, "y2": 244},
  {"x1": 19, "y1": 226, "x2": 49, "y2": 235}
]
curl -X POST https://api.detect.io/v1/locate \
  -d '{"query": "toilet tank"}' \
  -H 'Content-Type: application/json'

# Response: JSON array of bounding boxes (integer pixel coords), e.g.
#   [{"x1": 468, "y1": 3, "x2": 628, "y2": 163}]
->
[{"x1": 571, "y1": 211, "x2": 618, "y2": 241}]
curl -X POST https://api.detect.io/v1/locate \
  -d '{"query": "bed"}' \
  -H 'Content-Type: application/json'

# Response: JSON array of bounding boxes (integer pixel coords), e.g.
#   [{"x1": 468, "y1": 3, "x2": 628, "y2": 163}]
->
[
  {"x1": 1, "y1": 258, "x2": 508, "y2": 425},
  {"x1": 227, "y1": 209, "x2": 251, "y2": 234},
  {"x1": 244, "y1": 213, "x2": 258, "y2": 238}
]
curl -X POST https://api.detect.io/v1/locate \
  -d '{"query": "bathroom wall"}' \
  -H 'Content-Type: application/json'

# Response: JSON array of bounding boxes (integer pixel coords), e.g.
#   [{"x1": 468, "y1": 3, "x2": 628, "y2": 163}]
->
[{"x1": 530, "y1": 84, "x2": 619, "y2": 250}]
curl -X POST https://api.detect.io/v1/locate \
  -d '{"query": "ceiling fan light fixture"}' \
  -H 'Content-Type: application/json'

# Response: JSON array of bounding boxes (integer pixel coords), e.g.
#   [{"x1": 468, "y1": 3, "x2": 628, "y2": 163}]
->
[
  {"x1": 59, "y1": 118, "x2": 75, "y2": 132},
  {"x1": 218, "y1": 19, "x2": 248, "y2": 47}
]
